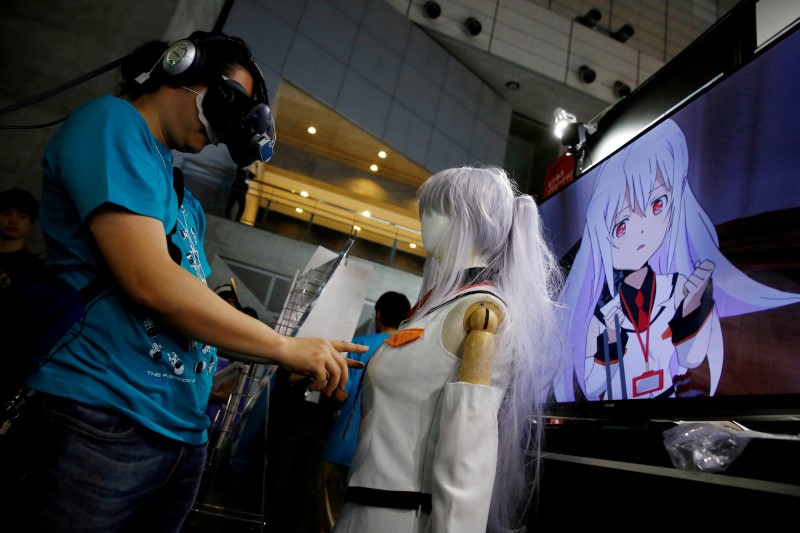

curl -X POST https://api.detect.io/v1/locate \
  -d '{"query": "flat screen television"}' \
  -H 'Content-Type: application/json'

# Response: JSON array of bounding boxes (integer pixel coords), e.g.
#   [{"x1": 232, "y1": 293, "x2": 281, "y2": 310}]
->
[{"x1": 539, "y1": 18, "x2": 800, "y2": 421}]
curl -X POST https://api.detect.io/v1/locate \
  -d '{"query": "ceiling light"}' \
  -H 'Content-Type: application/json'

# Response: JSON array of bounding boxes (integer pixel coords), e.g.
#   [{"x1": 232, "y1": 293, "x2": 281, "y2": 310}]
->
[
  {"x1": 553, "y1": 107, "x2": 589, "y2": 147},
  {"x1": 505, "y1": 81, "x2": 520, "y2": 91},
  {"x1": 370, "y1": 164, "x2": 379, "y2": 172},
  {"x1": 300, "y1": 191, "x2": 309, "y2": 197},
  {"x1": 465, "y1": 17, "x2": 482, "y2": 36},
  {"x1": 362, "y1": 210, "x2": 371, "y2": 218},
  {"x1": 423, "y1": 1, "x2": 441, "y2": 19},
  {"x1": 611, "y1": 24, "x2": 635, "y2": 43},
  {"x1": 353, "y1": 225, "x2": 361, "y2": 232},
  {"x1": 307, "y1": 126, "x2": 317, "y2": 134},
  {"x1": 378, "y1": 151, "x2": 387, "y2": 158},
  {"x1": 575, "y1": 8, "x2": 602, "y2": 29},
  {"x1": 614, "y1": 81, "x2": 631, "y2": 98},
  {"x1": 295, "y1": 207, "x2": 303, "y2": 213},
  {"x1": 409, "y1": 243, "x2": 417, "y2": 249},
  {"x1": 553, "y1": 107, "x2": 577, "y2": 139},
  {"x1": 578, "y1": 65, "x2": 596, "y2": 84}
]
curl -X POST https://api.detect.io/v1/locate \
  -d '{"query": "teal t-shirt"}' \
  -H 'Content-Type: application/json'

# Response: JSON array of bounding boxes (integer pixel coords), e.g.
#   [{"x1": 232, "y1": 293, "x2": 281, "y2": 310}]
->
[{"x1": 28, "y1": 96, "x2": 217, "y2": 445}]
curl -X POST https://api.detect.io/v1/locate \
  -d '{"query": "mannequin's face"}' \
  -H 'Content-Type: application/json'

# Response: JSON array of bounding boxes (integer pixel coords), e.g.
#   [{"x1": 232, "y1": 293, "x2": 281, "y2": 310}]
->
[{"x1": 421, "y1": 211, "x2": 450, "y2": 259}]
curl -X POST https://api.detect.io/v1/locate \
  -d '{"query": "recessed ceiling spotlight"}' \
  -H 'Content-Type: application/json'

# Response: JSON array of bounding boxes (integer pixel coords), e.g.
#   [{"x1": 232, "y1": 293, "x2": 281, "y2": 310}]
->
[
  {"x1": 295, "y1": 207, "x2": 303, "y2": 213},
  {"x1": 576, "y1": 8, "x2": 602, "y2": 29},
  {"x1": 465, "y1": 17, "x2": 482, "y2": 36},
  {"x1": 578, "y1": 65, "x2": 596, "y2": 84},
  {"x1": 362, "y1": 210, "x2": 371, "y2": 218},
  {"x1": 611, "y1": 24, "x2": 636, "y2": 43},
  {"x1": 353, "y1": 225, "x2": 361, "y2": 232},
  {"x1": 505, "y1": 81, "x2": 520, "y2": 91},
  {"x1": 307, "y1": 126, "x2": 317, "y2": 134},
  {"x1": 613, "y1": 81, "x2": 632, "y2": 98},
  {"x1": 378, "y1": 150, "x2": 387, "y2": 159},
  {"x1": 370, "y1": 164, "x2": 379, "y2": 172},
  {"x1": 423, "y1": 1, "x2": 441, "y2": 19},
  {"x1": 300, "y1": 191, "x2": 309, "y2": 197},
  {"x1": 409, "y1": 243, "x2": 417, "y2": 249}
]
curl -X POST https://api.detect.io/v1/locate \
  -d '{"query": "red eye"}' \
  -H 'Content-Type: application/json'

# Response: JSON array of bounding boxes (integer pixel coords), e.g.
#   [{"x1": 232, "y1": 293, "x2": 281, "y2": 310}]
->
[
  {"x1": 652, "y1": 195, "x2": 666, "y2": 215},
  {"x1": 614, "y1": 221, "x2": 627, "y2": 238}
]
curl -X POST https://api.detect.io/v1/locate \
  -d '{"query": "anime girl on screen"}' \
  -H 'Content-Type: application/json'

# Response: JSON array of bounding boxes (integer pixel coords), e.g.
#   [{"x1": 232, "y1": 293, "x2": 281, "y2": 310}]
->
[{"x1": 556, "y1": 118, "x2": 800, "y2": 403}]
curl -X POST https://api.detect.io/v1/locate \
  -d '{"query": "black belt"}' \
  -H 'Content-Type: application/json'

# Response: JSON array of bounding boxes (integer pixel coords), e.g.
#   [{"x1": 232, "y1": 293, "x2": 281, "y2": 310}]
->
[{"x1": 344, "y1": 486, "x2": 432, "y2": 514}]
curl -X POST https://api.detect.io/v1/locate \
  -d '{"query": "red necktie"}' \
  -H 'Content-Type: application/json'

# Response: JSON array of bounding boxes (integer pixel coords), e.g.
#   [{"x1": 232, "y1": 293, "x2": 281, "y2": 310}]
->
[{"x1": 635, "y1": 291, "x2": 648, "y2": 332}]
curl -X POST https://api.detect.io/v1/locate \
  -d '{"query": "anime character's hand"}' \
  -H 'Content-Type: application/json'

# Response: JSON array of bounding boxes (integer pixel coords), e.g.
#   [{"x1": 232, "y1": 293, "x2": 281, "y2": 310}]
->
[
  {"x1": 681, "y1": 260, "x2": 715, "y2": 316},
  {"x1": 672, "y1": 370, "x2": 709, "y2": 397}
]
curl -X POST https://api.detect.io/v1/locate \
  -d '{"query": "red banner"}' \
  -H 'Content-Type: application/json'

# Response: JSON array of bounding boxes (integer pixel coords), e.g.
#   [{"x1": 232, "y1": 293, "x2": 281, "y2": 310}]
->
[{"x1": 543, "y1": 151, "x2": 575, "y2": 200}]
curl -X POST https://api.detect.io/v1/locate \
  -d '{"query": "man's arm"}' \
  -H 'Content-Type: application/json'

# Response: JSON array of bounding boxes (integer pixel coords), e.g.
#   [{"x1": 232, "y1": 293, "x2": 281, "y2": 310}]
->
[{"x1": 89, "y1": 205, "x2": 364, "y2": 395}]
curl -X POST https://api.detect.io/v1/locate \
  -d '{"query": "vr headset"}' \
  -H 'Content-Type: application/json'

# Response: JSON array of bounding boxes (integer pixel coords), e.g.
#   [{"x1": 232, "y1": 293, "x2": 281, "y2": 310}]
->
[{"x1": 137, "y1": 31, "x2": 276, "y2": 167}]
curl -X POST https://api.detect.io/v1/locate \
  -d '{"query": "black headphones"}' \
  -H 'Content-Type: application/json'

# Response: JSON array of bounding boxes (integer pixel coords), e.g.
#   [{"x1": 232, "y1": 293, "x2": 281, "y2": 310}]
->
[{"x1": 137, "y1": 31, "x2": 276, "y2": 167}]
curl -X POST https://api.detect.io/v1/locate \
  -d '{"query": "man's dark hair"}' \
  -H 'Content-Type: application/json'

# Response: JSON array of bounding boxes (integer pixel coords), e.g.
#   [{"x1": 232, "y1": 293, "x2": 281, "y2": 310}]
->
[
  {"x1": 0, "y1": 188, "x2": 39, "y2": 223},
  {"x1": 214, "y1": 283, "x2": 242, "y2": 310},
  {"x1": 375, "y1": 291, "x2": 411, "y2": 329}
]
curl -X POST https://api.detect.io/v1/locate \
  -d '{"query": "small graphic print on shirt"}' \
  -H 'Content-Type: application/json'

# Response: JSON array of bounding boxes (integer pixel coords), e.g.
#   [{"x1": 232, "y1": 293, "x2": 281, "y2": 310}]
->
[
  {"x1": 168, "y1": 352, "x2": 185, "y2": 375},
  {"x1": 178, "y1": 205, "x2": 206, "y2": 282},
  {"x1": 202, "y1": 345, "x2": 217, "y2": 375},
  {"x1": 148, "y1": 343, "x2": 185, "y2": 376},
  {"x1": 145, "y1": 338, "x2": 184, "y2": 375},
  {"x1": 144, "y1": 317, "x2": 161, "y2": 338},
  {"x1": 193, "y1": 351, "x2": 219, "y2": 374},
  {"x1": 150, "y1": 342, "x2": 164, "y2": 361}
]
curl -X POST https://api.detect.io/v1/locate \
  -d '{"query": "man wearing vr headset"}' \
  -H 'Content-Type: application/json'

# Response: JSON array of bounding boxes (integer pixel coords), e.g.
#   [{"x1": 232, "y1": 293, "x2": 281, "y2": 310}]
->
[{"x1": 12, "y1": 31, "x2": 366, "y2": 531}]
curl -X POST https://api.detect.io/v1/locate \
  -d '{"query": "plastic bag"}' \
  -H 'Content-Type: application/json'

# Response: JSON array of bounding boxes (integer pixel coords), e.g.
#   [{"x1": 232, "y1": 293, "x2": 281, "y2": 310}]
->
[{"x1": 662, "y1": 422, "x2": 751, "y2": 472}]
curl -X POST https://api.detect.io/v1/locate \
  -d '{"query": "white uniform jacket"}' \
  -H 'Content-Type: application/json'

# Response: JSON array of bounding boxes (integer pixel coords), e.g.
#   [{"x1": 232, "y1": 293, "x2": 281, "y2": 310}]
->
[{"x1": 333, "y1": 284, "x2": 505, "y2": 533}]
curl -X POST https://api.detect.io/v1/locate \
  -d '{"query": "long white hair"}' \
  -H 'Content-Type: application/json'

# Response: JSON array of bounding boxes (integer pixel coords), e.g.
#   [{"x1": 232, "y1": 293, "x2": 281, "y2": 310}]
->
[{"x1": 416, "y1": 165, "x2": 564, "y2": 533}]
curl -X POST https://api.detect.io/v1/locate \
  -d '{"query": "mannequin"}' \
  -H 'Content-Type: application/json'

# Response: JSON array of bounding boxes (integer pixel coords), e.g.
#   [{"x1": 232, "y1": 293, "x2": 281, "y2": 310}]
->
[{"x1": 333, "y1": 165, "x2": 564, "y2": 533}]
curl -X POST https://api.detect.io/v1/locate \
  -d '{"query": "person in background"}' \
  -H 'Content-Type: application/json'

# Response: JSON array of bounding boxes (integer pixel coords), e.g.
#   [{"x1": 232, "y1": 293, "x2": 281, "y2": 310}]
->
[
  {"x1": 225, "y1": 164, "x2": 254, "y2": 222},
  {"x1": 0, "y1": 187, "x2": 45, "y2": 442},
  {"x1": 320, "y1": 291, "x2": 412, "y2": 531},
  {"x1": 0, "y1": 188, "x2": 43, "y2": 291},
  {"x1": 263, "y1": 361, "x2": 344, "y2": 532},
  {"x1": 214, "y1": 282, "x2": 243, "y2": 311},
  {"x1": 333, "y1": 165, "x2": 564, "y2": 533},
  {"x1": 206, "y1": 283, "x2": 246, "y2": 425},
  {"x1": 10, "y1": 30, "x2": 365, "y2": 532}
]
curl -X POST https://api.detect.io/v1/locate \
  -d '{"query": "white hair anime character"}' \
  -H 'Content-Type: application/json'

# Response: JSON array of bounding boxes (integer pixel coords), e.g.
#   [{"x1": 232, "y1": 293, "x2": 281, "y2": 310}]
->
[
  {"x1": 557, "y1": 118, "x2": 800, "y2": 403},
  {"x1": 334, "y1": 165, "x2": 563, "y2": 533}
]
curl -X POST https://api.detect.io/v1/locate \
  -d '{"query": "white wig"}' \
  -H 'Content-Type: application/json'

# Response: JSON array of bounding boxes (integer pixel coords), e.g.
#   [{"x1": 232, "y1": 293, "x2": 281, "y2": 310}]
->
[
  {"x1": 416, "y1": 165, "x2": 564, "y2": 533},
  {"x1": 559, "y1": 118, "x2": 800, "y2": 401}
]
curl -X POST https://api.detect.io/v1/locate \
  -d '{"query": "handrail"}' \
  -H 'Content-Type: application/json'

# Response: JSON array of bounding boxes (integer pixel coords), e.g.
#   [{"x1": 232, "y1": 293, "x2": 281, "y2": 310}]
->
[
  {"x1": 178, "y1": 163, "x2": 427, "y2": 272},
  {"x1": 246, "y1": 179, "x2": 422, "y2": 247}
]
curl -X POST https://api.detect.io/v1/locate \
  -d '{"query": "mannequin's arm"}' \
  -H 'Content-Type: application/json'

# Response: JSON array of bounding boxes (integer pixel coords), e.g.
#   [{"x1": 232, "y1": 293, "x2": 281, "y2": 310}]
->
[
  {"x1": 430, "y1": 297, "x2": 505, "y2": 531},
  {"x1": 458, "y1": 301, "x2": 503, "y2": 385}
]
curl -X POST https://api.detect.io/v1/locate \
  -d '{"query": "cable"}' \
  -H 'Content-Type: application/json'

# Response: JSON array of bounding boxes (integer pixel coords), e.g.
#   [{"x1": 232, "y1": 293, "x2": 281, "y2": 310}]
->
[
  {"x1": 0, "y1": 117, "x2": 68, "y2": 130},
  {"x1": 0, "y1": 53, "x2": 131, "y2": 128}
]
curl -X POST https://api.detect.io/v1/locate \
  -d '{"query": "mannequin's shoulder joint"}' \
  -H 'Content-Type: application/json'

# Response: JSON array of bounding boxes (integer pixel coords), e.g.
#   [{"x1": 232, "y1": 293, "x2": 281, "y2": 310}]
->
[{"x1": 463, "y1": 300, "x2": 503, "y2": 334}]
